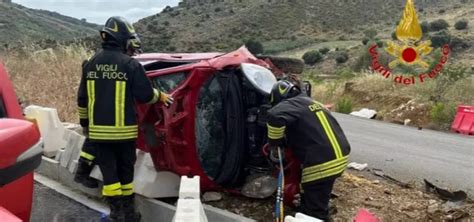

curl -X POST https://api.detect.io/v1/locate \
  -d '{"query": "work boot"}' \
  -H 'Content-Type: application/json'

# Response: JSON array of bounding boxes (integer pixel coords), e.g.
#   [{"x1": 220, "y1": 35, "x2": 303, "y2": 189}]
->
[
  {"x1": 122, "y1": 195, "x2": 141, "y2": 222},
  {"x1": 74, "y1": 158, "x2": 99, "y2": 188},
  {"x1": 106, "y1": 196, "x2": 124, "y2": 222}
]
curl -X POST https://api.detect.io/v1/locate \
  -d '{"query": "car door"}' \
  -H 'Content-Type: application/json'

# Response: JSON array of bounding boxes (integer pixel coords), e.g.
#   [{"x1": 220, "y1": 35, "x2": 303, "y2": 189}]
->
[{"x1": 0, "y1": 63, "x2": 42, "y2": 222}]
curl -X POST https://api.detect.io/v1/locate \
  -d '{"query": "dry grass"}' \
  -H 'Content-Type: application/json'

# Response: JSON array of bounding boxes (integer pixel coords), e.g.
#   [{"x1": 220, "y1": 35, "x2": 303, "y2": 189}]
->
[
  {"x1": 1, "y1": 44, "x2": 92, "y2": 123},
  {"x1": 310, "y1": 69, "x2": 473, "y2": 129}
]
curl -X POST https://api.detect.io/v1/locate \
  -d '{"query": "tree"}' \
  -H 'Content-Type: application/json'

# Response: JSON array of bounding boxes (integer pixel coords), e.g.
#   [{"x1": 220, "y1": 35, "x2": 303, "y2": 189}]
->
[
  {"x1": 454, "y1": 20, "x2": 468, "y2": 30},
  {"x1": 302, "y1": 50, "x2": 323, "y2": 65},
  {"x1": 245, "y1": 39, "x2": 264, "y2": 55},
  {"x1": 335, "y1": 51, "x2": 349, "y2": 64},
  {"x1": 430, "y1": 30, "x2": 451, "y2": 48},
  {"x1": 319, "y1": 47, "x2": 330, "y2": 54},
  {"x1": 430, "y1": 19, "x2": 449, "y2": 32}
]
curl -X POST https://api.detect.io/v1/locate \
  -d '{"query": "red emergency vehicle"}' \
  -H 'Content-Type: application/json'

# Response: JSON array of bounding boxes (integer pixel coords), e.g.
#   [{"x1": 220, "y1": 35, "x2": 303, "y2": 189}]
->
[{"x1": 0, "y1": 63, "x2": 43, "y2": 221}]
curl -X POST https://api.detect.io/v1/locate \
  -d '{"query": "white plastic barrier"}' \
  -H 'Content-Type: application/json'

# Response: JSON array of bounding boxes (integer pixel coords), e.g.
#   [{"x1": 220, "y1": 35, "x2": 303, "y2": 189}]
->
[
  {"x1": 24, "y1": 105, "x2": 67, "y2": 157},
  {"x1": 90, "y1": 150, "x2": 181, "y2": 198},
  {"x1": 173, "y1": 176, "x2": 208, "y2": 222},
  {"x1": 134, "y1": 151, "x2": 180, "y2": 198},
  {"x1": 60, "y1": 130, "x2": 85, "y2": 173},
  {"x1": 285, "y1": 213, "x2": 324, "y2": 222}
]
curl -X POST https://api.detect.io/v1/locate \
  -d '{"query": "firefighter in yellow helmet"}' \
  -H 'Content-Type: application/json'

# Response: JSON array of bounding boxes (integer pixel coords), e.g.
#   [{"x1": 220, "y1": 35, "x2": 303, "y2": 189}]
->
[
  {"x1": 77, "y1": 16, "x2": 173, "y2": 222},
  {"x1": 266, "y1": 80, "x2": 351, "y2": 221}
]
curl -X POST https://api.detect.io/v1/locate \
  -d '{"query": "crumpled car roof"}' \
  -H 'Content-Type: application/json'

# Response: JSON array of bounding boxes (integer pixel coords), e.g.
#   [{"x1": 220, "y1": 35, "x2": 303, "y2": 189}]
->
[{"x1": 135, "y1": 46, "x2": 269, "y2": 70}]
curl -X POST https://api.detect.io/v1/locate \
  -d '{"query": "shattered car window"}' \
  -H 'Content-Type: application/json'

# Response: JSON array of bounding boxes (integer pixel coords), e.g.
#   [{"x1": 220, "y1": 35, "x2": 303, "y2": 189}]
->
[
  {"x1": 195, "y1": 76, "x2": 225, "y2": 180},
  {"x1": 152, "y1": 72, "x2": 189, "y2": 93}
]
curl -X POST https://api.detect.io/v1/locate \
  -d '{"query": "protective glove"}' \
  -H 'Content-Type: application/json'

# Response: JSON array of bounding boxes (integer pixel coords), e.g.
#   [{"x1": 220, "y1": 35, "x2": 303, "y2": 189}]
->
[
  {"x1": 269, "y1": 146, "x2": 284, "y2": 164},
  {"x1": 159, "y1": 92, "x2": 174, "y2": 107},
  {"x1": 293, "y1": 193, "x2": 301, "y2": 207}
]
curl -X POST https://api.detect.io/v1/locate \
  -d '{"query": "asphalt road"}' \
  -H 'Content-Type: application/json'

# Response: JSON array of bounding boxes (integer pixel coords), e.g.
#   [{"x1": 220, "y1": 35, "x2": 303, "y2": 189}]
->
[
  {"x1": 333, "y1": 113, "x2": 474, "y2": 196},
  {"x1": 31, "y1": 182, "x2": 102, "y2": 222}
]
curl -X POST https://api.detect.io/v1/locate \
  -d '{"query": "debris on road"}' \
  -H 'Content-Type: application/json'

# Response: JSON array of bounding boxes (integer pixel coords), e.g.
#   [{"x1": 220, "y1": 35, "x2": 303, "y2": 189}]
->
[
  {"x1": 424, "y1": 179, "x2": 468, "y2": 202},
  {"x1": 348, "y1": 162, "x2": 369, "y2": 171},
  {"x1": 353, "y1": 209, "x2": 380, "y2": 222},
  {"x1": 241, "y1": 175, "x2": 277, "y2": 199},
  {"x1": 383, "y1": 99, "x2": 431, "y2": 128},
  {"x1": 202, "y1": 192, "x2": 223, "y2": 202},
  {"x1": 371, "y1": 168, "x2": 413, "y2": 188},
  {"x1": 207, "y1": 171, "x2": 474, "y2": 221},
  {"x1": 350, "y1": 108, "x2": 377, "y2": 119}
]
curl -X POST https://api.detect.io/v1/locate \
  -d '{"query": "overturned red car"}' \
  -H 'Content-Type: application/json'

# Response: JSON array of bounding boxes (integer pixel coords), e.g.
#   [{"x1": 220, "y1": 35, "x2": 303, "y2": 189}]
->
[{"x1": 135, "y1": 47, "x2": 309, "y2": 205}]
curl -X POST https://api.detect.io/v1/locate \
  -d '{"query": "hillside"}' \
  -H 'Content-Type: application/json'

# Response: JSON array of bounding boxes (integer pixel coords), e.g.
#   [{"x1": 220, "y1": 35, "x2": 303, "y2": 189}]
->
[
  {"x1": 0, "y1": 1, "x2": 99, "y2": 48},
  {"x1": 135, "y1": 0, "x2": 472, "y2": 53}
]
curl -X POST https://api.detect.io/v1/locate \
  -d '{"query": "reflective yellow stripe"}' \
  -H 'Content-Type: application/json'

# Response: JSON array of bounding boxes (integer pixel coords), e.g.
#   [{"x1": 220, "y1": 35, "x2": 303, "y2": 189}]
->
[
  {"x1": 89, "y1": 132, "x2": 138, "y2": 140},
  {"x1": 147, "y1": 89, "x2": 160, "y2": 104},
  {"x1": 316, "y1": 111, "x2": 343, "y2": 159},
  {"x1": 89, "y1": 132, "x2": 138, "y2": 137},
  {"x1": 78, "y1": 107, "x2": 88, "y2": 119},
  {"x1": 80, "y1": 151, "x2": 95, "y2": 161},
  {"x1": 267, "y1": 124, "x2": 285, "y2": 133},
  {"x1": 122, "y1": 183, "x2": 133, "y2": 189},
  {"x1": 267, "y1": 124, "x2": 285, "y2": 140},
  {"x1": 122, "y1": 189, "x2": 134, "y2": 196},
  {"x1": 115, "y1": 81, "x2": 126, "y2": 127},
  {"x1": 103, "y1": 183, "x2": 122, "y2": 196},
  {"x1": 302, "y1": 156, "x2": 349, "y2": 176},
  {"x1": 90, "y1": 128, "x2": 138, "y2": 133},
  {"x1": 122, "y1": 183, "x2": 134, "y2": 196},
  {"x1": 301, "y1": 161, "x2": 348, "y2": 183},
  {"x1": 87, "y1": 80, "x2": 95, "y2": 125},
  {"x1": 90, "y1": 125, "x2": 137, "y2": 130}
]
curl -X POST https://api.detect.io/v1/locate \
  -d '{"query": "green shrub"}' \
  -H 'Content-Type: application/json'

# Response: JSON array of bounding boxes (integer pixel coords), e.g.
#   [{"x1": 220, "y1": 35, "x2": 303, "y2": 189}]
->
[
  {"x1": 449, "y1": 37, "x2": 470, "y2": 51},
  {"x1": 430, "y1": 102, "x2": 456, "y2": 129},
  {"x1": 319, "y1": 47, "x2": 330, "y2": 54},
  {"x1": 362, "y1": 38, "x2": 369, "y2": 45},
  {"x1": 335, "y1": 51, "x2": 349, "y2": 64},
  {"x1": 391, "y1": 31, "x2": 398, "y2": 40},
  {"x1": 335, "y1": 97, "x2": 353, "y2": 114},
  {"x1": 302, "y1": 50, "x2": 323, "y2": 65},
  {"x1": 430, "y1": 30, "x2": 451, "y2": 48},
  {"x1": 454, "y1": 20, "x2": 468, "y2": 30},
  {"x1": 430, "y1": 19, "x2": 449, "y2": 32},
  {"x1": 376, "y1": 40, "x2": 384, "y2": 47},
  {"x1": 431, "y1": 65, "x2": 468, "y2": 103},
  {"x1": 245, "y1": 39, "x2": 264, "y2": 55}
]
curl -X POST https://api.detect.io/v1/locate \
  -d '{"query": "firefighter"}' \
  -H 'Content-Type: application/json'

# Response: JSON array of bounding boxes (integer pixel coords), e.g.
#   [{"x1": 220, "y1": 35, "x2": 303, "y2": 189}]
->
[
  {"x1": 77, "y1": 16, "x2": 173, "y2": 222},
  {"x1": 75, "y1": 60, "x2": 99, "y2": 189},
  {"x1": 266, "y1": 80, "x2": 351, "y2": 221},
  {"x1": 73, "y1": 138, "x2": 99, "y2": 188}
]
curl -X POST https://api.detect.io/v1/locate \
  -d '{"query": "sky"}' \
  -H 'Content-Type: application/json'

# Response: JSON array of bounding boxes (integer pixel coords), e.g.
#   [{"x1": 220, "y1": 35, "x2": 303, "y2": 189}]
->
[{"x1": 13, "y1": 0, "x2": 181, "y2": 24}]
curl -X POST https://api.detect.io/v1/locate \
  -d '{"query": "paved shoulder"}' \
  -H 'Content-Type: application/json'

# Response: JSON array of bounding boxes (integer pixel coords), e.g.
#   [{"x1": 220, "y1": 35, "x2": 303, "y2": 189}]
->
[
  {"x1": 32, "y1": 182, "x2": 102, "y2": 222},
  {"x1": 333, "y1": 113, "x2": 474, "y2": 196}
]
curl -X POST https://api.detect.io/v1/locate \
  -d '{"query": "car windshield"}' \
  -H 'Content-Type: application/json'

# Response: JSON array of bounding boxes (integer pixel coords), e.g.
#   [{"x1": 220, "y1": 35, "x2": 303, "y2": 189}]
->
[{"x1": 195, "y1": 76, "x2": 225, "y2": 179}]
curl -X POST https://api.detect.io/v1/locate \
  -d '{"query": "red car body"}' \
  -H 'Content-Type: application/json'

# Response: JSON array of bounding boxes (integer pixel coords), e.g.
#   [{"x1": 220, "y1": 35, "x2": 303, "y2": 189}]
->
[
  {"x1": 0, "y1": 63, "x2": 42, "y2": 221},
  {"x1": 135, "y1": 47, "x2": 301, "y2": 204}
]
